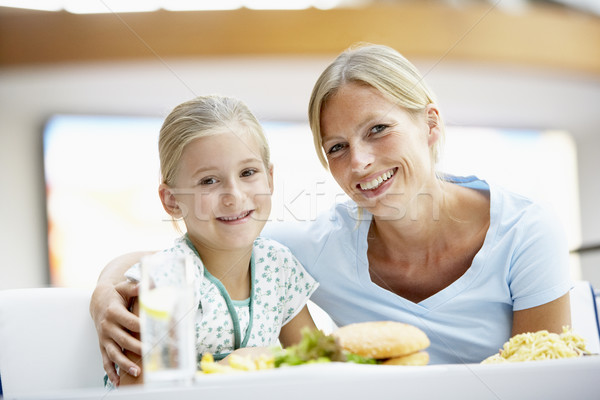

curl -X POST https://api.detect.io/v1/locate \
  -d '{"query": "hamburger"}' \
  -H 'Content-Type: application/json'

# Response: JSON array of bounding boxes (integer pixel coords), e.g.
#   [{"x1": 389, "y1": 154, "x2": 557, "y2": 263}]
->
[{"x1": 332, "y1": 321, "x2": 430, "y2": 366}]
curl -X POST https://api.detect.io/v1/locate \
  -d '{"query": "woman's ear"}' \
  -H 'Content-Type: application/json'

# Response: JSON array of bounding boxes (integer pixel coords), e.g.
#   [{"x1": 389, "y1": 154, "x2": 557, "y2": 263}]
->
[
  {"x1": 159, "y1": 183, "x2": 183, "y2": 218},
  {"x1": 425, "y1": 104, "x2": 442, "y2": 146}
]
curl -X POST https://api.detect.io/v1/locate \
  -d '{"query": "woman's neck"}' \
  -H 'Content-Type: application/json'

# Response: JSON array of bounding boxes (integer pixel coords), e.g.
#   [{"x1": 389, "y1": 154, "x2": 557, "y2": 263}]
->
[
  {"x1": 370, "y1": 180, "x2": 463, "y2": 256},
  {"x1": 367, "y1": 180, "x2": 491, "y2": 302}
]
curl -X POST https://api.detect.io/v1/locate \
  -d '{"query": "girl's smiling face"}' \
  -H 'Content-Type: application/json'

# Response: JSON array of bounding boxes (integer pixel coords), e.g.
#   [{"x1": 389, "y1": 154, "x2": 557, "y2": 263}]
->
[
  {"x1": 320, "y1": 82, "x2": 440, "y2": 218},
  {"x1": 161, "y1": 127, "x2": 273, "y2": 254}
]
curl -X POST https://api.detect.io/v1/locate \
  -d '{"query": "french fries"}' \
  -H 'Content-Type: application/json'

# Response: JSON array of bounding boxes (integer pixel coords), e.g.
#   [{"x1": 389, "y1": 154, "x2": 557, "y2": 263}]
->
[
  {"x1": 199, "y1": 353, "x2": 275, "y2": 374},
  {"x1": 199, "y1": 328, "x2": 374, "y2": 374}
]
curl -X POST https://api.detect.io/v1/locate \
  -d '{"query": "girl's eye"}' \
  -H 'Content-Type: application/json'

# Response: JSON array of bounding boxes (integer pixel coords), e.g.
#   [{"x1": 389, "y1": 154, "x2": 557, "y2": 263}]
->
[
  {"x1": 200, "y1": 177, "x2": 218, "y2": 185},
  {"x1": 241, "y1": 168, "x2": 257, "y2": 177},
  {"x1": 327, "y1": 143, "x2": 345, "y2": 154},
  {"x1": 370, "y1": 124, "x2": 387, "y2": 135}
]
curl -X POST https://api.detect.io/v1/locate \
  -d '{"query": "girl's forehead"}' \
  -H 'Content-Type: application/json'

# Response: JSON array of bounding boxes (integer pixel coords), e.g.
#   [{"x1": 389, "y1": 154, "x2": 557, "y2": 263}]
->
[
  {"x1": 213, "y1": 127, "x2": 261, "y2": 147},
  {"x1": 184, "y1": 128, "x2": 264, "y2": 161}
]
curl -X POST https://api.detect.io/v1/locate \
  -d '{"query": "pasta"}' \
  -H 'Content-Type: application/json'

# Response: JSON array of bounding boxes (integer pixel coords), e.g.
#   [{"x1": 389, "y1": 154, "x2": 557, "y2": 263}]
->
[{"x1": 482, "y1": 327, "x2": 590, "y2": 364}]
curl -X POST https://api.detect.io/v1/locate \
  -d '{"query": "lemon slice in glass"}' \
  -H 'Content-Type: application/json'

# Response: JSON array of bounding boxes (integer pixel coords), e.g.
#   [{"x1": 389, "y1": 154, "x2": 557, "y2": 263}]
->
[{"x1": 139, "y1": 286, "x2": 179, "y2": 320}]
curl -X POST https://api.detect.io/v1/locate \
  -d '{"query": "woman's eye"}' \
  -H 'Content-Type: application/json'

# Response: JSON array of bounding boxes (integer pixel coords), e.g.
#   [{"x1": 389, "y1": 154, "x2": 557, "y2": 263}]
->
[
  {"x1": 370, "y1": 124, "x2": 387, "y2": 135},
  {"x1": 327, "y1": 143, "x2": 344, "y2": 154},
  {"x1": 241, "y1": 168, "x2": 257, "y2": 177},
  {"x1": 200, "y1": 177, "x2": 218, "y2": 185}
]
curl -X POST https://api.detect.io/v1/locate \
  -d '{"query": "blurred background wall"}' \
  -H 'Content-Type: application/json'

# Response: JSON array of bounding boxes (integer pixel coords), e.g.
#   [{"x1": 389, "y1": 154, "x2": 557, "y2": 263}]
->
[{"x1": 1, "y1": 0, "x2": 599, "y2": 289}]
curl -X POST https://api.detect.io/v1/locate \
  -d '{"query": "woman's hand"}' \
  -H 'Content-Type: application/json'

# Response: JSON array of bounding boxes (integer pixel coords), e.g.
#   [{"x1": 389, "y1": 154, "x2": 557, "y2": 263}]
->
[
  {"x1": 90, "y1": 280, "x2": 141, "y2": 386},
  {"x1": 89, "y1": 251, "x2": 152, "y2": 385}
]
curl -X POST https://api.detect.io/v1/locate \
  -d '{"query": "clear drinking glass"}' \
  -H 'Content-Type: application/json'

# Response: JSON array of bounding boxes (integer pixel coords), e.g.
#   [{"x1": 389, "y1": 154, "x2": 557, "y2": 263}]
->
[{"x1": 139, "y1": 252, "x2": 196, "y2": 384}]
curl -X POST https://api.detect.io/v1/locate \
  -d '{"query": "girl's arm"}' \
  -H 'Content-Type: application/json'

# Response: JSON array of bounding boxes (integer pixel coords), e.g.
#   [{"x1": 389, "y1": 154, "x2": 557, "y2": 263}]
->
[
  {"x1": 90, "y1": 251, "x2": 154, "y2": 386},
  {"x1": 511, "y1": 292, "x2": 571, "y2": 336},
  {"x1": 225, "y1": 305, "x2": 317, "y2": 362},
  {"x1": 278, "y1": 305, "x2": 317, "y2": 347}
]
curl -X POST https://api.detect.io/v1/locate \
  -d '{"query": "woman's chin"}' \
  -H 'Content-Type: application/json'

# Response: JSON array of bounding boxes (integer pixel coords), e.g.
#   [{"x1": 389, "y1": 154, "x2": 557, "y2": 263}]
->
[{"x1": 369, "y1": 206, "x2": 409, "y2": 221}]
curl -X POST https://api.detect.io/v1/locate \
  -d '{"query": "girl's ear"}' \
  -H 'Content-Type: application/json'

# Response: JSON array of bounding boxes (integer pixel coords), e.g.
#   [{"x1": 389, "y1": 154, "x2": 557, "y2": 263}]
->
[
  {"x1": 425, "y1": 104, "x2": 442, "y2": 146},
  {"x1": 267, "y1": 163, "x2": 274, "y2": 194},
  {"x1": 159, "y1": 183, "x2": 183, "y2": 218}
]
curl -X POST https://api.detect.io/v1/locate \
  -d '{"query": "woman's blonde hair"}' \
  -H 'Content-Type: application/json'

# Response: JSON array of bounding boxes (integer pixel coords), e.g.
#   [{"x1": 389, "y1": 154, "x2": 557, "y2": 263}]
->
[
  {"x1": 159, "y1": 95, "x2": 270, "y2": 186},
  {"x1": 308, "y1": 43, "x2": 443, "y2": 169}
]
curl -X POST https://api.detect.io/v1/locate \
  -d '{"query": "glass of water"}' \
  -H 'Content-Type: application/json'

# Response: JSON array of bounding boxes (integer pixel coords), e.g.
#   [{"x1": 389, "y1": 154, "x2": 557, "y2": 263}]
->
[{"x1": 139, "y1": 252, "x2": 196, "y2": 385}]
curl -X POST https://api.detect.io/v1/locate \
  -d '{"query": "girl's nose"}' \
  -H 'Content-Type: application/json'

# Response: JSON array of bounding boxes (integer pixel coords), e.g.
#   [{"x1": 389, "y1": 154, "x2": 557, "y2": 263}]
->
[
  {"x1": 220, "y1": 180, "x2": 243, "y2": 207},
  {"x1": 220, "y1": 192, "x2": 236, "y2": 208}
]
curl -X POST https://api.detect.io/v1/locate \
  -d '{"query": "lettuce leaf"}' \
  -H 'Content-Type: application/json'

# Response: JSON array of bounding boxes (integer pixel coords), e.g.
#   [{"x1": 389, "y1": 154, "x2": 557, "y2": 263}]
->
[{"x1": 274, "y1": 328, "x2": 376, "y2": 367}]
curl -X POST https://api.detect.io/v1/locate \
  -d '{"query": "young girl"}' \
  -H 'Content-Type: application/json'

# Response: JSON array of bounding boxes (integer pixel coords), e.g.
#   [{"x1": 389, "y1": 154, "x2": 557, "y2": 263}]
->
[{"x1": 118, "y1": 95, "x2": 318, "y2": 385}]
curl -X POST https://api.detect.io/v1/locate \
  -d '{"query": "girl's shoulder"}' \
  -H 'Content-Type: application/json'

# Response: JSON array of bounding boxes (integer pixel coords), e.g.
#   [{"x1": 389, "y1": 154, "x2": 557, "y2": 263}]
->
[{"x1": 253, "y1": 236, "x2": 298, "y2": 259}]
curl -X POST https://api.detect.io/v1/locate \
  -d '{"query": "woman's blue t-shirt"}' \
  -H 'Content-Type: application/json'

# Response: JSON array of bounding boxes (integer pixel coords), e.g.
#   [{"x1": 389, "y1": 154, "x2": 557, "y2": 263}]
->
[{"x1": 262, "y1": 176, "x2": 572, "y2": 364}]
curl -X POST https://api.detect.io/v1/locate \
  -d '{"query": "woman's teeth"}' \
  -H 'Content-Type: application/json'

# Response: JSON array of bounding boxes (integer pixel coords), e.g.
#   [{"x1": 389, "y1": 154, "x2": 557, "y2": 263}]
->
[
  {"x1": 359, "y1": 170, "x2": 394, "y2": 191},
  {"x1": 219, "y1": 211, "x2": 251, "y2": 221}
]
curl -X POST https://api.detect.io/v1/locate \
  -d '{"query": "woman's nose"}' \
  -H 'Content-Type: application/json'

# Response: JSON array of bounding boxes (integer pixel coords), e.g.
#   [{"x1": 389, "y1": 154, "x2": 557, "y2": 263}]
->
[{"x1": 350, "y1": 143, "x2": 374, "y2": 171}]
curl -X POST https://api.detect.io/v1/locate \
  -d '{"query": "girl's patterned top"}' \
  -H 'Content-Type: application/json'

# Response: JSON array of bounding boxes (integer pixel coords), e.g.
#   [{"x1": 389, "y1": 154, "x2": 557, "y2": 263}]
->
[{"x1": 125, "y1": 235, "x2": 319, "y2": 364}]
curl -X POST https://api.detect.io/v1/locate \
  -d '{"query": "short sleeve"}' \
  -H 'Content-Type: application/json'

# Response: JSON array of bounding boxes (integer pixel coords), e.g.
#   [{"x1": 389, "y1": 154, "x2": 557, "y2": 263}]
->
[
  {"x1": 255, "y1": 238, "x2": 319, "y2": 326},
  {"x1": 123, "y1": 238, "x2": 205, "y2": 312},
  {"x1": 124, "y1": 263, "x2": 141, "y2": 283},
  {"x1": 281, "y1": 247, "x2": 319, "y2": 325},
  {"x1": 508, "y1": 202, "x2": 573, "y2": 311}
]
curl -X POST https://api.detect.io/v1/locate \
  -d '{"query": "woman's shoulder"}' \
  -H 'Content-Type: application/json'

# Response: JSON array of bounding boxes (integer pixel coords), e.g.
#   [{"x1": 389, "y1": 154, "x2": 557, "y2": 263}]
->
[
  {"x1": 488, "y1": 181, "x2": 555, "y2": 224},
  {"x1": 477, "y1": 181, "x2": 567, "y2": 255},
  {"x1": 443, "y1": 174, "x2": 489, "y2": 191},
  {"x1": 445, "y1": 174, "x2": 545, "y2": 218},
  {"x1": 446, "y1": 174, "x2": 560, "y2": 235}
]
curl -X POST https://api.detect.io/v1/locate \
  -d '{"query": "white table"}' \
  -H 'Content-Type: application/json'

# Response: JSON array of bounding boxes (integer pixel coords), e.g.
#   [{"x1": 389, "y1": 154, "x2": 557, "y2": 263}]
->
[{"x1": 9, "y1": 356, "x2": 600, "y2": 400}]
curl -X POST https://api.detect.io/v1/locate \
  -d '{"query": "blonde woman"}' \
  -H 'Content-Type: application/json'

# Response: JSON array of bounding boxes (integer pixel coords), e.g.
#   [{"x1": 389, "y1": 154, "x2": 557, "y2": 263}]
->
[{"x1": 91, "y1": 45, "x2": 571, "y2": 383}]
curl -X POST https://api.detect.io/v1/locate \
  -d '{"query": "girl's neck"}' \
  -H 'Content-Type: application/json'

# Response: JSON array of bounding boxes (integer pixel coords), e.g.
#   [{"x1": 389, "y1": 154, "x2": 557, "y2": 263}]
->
[{"x1": 188, "y1": 237, "x2": 253, "y2": 300}]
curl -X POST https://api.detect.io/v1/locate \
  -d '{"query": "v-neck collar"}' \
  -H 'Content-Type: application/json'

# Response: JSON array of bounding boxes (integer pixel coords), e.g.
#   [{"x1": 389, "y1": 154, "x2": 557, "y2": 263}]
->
[{"x1": 355, "y1": 178, "x2": 498, "y2": 314}]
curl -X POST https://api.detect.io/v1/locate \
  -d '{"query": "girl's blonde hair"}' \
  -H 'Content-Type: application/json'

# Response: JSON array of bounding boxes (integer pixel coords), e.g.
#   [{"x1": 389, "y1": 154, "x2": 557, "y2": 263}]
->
[
  {"x1": 308, "y1": 43, "x2": 443, "y2": 169},
  {"x1": 159, "y1": 95, "x2": 270, "y2": 186}
]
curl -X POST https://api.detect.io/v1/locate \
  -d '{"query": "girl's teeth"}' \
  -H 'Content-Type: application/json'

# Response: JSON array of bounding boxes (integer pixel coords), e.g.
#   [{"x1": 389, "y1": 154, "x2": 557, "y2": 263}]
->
[
  {"x1": 360, "y1": 170, "x2": 394, "y2": 191},
  {"x1": 221, "y1": 211, "x2": 250, "y2": 221}
]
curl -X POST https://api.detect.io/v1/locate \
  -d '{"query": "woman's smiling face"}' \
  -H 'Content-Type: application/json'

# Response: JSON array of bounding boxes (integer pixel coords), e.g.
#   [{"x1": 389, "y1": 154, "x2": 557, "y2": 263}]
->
[{"x1": 320, "y1": 82, "x2": 439, "y2": 218}]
